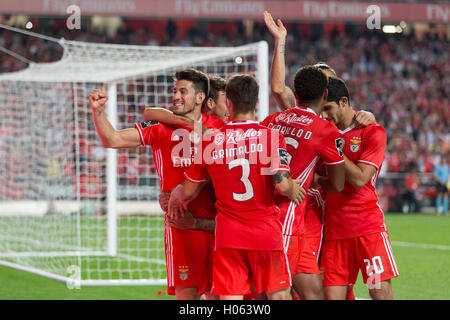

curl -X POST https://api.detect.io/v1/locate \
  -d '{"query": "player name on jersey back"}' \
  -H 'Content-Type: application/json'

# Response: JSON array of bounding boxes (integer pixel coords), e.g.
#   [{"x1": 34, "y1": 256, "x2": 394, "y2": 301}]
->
[
  {"x1": 184, "y1": 120, "x2": 289, "y2": 250},
  {"x1": 262, "y1": 107, "x2": 344, "y2": 191},
  {"x1": 261, "y1": 107, "x2": 344, "y2": 236},
  {"x1": 198, "y1": 124, "x2": 288, "y2": 171}
]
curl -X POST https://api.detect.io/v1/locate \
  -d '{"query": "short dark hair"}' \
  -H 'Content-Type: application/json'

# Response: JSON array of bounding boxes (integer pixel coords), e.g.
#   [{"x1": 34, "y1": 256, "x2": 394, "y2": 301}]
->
[
  {"x1": 175, "y1": 68, "x2": 210, "y2": 109},
  {"x1": 314, "y1": 61, "x2": 337, "y2": 76},
  {"x1": 226, "y1": 74, "x2": 259, "y2": 114},
  {"x1": 294, "y1": 66, "x2": 328, "y2": 103},
  {"x1": 208, "y1": 75, "x2": 227, "y2": 103},
  {"x1": 175, "y1": 68, "x2": 210, "y2": 95},
  {"x1": 327, "y1": 77, "x2": 350, "y2": 104}
]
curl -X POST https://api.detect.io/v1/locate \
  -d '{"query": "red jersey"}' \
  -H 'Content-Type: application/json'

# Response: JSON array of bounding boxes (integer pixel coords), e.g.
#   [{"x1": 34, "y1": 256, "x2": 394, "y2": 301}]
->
[
  {"x1": 261, "y1": 107, "x2": 344, "y2": 236},
  {"x1": 184, "y1": 120, "x2": 289, "y2": 250},
  {"x1": 325, "y1": 123, "x2": 388, "y2": 240},
  {"x1": 135, "y1": 114, "x2": 225, "y2": 219}
]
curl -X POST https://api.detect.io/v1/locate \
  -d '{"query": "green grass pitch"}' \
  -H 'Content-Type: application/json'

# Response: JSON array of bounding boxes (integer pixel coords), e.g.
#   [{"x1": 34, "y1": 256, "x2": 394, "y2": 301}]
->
[{"x1": 0, "y1": 213, "x2": 449, "y2": 300}]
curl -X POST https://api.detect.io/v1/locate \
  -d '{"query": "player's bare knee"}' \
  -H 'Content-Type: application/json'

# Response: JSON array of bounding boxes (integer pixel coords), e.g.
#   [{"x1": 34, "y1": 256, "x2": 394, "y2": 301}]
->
[
  {"x1": 369, "y1": 280, "x2": 393, "y2": 300},
  {"x1": 268, "y1": 287, "x2": 291, "y2": 300},
  {"x1": 175, "y1": 286, "x2": 200, "y2": 300},
  {"x1": 324, "y1": 286, "x2": 347, "y2": 300}
]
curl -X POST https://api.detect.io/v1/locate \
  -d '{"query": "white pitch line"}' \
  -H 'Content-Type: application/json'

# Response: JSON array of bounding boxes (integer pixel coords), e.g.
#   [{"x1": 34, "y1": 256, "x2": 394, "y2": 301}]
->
[{"x1": 391, "y1": 241, "x2": 450, "y2": 251}]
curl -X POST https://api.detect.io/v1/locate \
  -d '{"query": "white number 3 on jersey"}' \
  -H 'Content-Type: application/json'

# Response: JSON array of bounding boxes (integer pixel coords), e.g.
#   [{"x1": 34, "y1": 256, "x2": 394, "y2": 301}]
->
[{"x1": 228, "y1": 158, "x2": 254, "y2": 201}]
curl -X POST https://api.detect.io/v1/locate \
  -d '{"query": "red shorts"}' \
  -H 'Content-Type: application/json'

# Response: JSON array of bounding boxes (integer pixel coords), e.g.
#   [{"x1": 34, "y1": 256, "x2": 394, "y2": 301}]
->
[
  {"x1": 164, "y1": 219, "x2": 215, "y2": 295},
  {"x1": 297, "y1": 235, "x2": 322, "y2": 274},
  {"x1": 321, "y1": 232, "x2": 400, "y2": 287},
  {"x1": 211, "y1": 247, "x2": 291, "y2": 296},
  {"x1": 285, "y1": 234, "x2": 321, "y2": 275}
]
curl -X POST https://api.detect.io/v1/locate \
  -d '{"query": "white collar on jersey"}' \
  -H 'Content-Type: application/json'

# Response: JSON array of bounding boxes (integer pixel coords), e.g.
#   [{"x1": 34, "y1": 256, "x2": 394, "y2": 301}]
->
[
  {"x1": 194, "y1": 114, "x2": 203, "y2": 123},
  {"x1": 227, "y1": 120, "x2": 259, "y2": 125},
  {"x1": 295, "y1": 106, "x2": 317, "y2": 116},
  {"x1": 339, "y1": 123, "x2": 356, "y2": 135}
]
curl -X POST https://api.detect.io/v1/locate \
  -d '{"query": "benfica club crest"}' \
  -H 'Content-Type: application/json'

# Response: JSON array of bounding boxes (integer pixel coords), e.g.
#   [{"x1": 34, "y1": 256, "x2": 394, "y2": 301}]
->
[
  {"x1": 178, "y1": 265, "x2": 189, "y2": 280},
  {"x1": 350, "y1": 137, "x2": 362, "y2": 152}
]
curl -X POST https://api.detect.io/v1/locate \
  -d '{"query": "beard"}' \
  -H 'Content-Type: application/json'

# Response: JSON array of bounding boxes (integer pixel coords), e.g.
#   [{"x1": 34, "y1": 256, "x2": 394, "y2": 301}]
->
[{"x1": 172, "y1": 101, "x2": 196, "y2": 116}]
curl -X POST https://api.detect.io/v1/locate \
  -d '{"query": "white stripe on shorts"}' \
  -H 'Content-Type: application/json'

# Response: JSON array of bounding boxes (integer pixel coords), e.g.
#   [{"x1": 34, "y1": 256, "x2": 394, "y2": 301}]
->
[{"x1": 380, "y1": 231, "x2": 399, "y2": 277}]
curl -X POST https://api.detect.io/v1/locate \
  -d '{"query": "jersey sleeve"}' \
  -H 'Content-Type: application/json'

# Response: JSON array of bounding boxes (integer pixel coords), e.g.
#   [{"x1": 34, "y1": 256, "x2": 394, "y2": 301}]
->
[
  {"x1": 269, "y1": 130, "x2": 290, "y2": 173},
  {"x1": 184, "y1": 163, "x2": 209, "y2": 183},
  {"x1": 318, "y1": 122, "x2": 345, "y2": 166},
  {"x1": 134, "y1": 120, "x2": 160, "y2": 148},
  {"x1": 358, "y1": 124, "x2": 387, "y2": 171}
]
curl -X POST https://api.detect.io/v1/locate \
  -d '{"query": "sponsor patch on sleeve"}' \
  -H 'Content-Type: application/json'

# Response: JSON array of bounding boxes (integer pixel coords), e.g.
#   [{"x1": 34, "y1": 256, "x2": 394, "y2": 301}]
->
[
  {"x1": 335, "y1": 138, "x2": 344, "y2": 157},
  {"x1": 279, "y1": 148, "x2": 289, "y2": 167},
  {"x1": 140, "y1": 120, "x2": 159, "y2": 129}
]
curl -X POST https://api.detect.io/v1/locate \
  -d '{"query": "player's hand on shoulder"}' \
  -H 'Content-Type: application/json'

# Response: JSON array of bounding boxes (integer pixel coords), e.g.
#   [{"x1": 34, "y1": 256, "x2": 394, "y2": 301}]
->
[
  {"x1": 89, "y1": 88, "x2": 108, "y2": 114},
  {"x1": 354, "y1": 110, "x2": 375, "y2": 129},
  {"x1": 263, "y1": 11, "x2": 287, "y2": 40}
]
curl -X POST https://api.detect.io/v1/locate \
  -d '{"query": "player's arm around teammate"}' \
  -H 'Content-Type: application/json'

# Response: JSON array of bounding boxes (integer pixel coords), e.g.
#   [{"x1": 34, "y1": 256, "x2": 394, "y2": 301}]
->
[
  {"x1": 167, "y1": 181, "x2": 216, "y2": 233},
  {"x1": 143, "y1": 107, "x2": 197, "y2": 129}
]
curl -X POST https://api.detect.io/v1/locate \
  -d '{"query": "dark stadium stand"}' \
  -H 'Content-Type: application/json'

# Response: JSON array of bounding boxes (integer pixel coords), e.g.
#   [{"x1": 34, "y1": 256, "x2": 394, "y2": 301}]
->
[{"x1": 0, "y1": 15, "x2": 448, "y2": 212}]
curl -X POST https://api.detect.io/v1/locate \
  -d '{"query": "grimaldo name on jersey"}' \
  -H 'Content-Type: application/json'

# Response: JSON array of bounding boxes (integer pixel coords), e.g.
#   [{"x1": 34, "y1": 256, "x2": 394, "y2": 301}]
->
[{"x1": 169, "y1": 123, "x2": 289, "y2": 173}]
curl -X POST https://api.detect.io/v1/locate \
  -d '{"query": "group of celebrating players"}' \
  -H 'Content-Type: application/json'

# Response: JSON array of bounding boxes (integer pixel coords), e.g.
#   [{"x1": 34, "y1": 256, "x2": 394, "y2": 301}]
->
[{"x1": 88, "y1": 11, "x2": 399, "y2": 300}]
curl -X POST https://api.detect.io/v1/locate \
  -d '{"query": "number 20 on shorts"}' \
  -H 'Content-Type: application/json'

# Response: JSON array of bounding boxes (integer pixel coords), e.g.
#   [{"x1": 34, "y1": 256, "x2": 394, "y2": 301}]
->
[{"x1": 364, "y1": 256, "x2": 384, "y2": 289}]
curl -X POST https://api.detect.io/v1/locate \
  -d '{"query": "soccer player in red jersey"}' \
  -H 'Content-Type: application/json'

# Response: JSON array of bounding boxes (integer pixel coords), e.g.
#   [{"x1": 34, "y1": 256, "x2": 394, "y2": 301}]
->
[
  {"x1": 260, "y1": 65, "x2": 346, "y2": 300},
  {"x1": 89, "y1": 68, "x2": 224, "y2": 300},
  {"x1": 320, "y1": 77, "x2": 399, "y2": 300},
  {"x1": 142, "y1": 75, "x2": 228, "y2": 215},
  {"x1": 264, "y1": 11, "x2": 374, "y2": 300},
  {"x1": 168, "y1": 74, "x2": 305, "y2": 300}
]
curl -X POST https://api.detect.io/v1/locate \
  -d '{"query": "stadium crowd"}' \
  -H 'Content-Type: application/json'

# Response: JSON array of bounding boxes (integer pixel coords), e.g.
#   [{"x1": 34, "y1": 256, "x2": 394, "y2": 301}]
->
[{"x1": 0, "y1": 16, "x2": 448, "y2": 176}]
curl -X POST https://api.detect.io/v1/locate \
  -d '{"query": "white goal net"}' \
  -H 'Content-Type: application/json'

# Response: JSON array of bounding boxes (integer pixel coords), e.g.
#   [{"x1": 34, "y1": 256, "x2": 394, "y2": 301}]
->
[{"x1": 0, "y1": 38, "x2": 268, "y2": 286}]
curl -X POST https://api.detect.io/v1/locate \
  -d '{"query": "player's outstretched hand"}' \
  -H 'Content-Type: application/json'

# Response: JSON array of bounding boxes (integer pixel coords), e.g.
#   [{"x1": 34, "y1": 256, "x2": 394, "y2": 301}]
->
[
  {"x1": 89, "y1": 88, "x2": 108, "y2": 115},
  {"x1": 263, "y1": 11, "x2": 287, "y2": 40},
  {"x1": 354, "y1": 110, "x2": 375, "y2": 129}
]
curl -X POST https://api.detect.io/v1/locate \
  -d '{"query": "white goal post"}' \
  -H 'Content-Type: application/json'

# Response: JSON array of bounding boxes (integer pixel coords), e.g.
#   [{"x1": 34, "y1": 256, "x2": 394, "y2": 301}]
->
[{"x1": 0, "y1": 38, "x2": 268, "y2": 286}]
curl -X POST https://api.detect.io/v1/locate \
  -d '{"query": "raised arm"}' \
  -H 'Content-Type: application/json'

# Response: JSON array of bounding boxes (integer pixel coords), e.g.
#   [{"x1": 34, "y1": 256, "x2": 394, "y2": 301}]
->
[
  {"x1": 89, "y1": 88, "x2": 141, "y2": 149},
  {"x1": 143, "y1": 107, "x2": 195, "y2": 128},
  {"x1": 264, "y1": 11, "x2": 296, "y2": 110}
]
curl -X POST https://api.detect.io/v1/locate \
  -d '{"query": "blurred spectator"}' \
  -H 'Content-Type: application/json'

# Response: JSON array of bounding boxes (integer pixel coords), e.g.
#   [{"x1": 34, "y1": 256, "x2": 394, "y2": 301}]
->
[
  {"x1": 0, "y1": 17, "x2": 448, "y2": 178},
  {"x1": 403, "y1": 165, "x2": 421, "y2": 213},
  {"x1": 434, "y1": 154, "x2": 449, "y2": 215}
]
